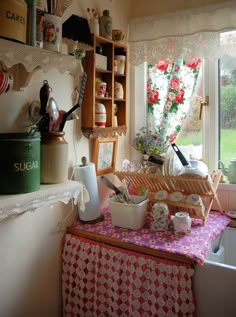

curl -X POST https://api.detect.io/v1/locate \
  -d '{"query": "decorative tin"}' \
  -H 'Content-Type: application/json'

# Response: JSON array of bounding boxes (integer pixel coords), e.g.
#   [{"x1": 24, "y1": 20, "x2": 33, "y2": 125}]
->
[
  {"x1": 0, "y1": 0, "x2": 28, "y2": 44},
  {"x1": 0, "y1": 132, "x2": 40, "y2": 194}
]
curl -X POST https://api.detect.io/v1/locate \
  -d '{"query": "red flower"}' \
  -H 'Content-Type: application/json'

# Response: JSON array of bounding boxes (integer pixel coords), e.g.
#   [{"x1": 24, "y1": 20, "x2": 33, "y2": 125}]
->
[
  {"x1": 186, "y1": 57, "x2": 201, "y2": 69},
  {"x1": 148, "y1": 89, "x2": 159, "y2": 103},
  {"x1": 169, "y1": 132, "x2": 177, "y2": 143},
  {"x1": 157, "y1": 59, "x2": 169, "y2": 71},
  {"x1": 175, "y1": 66, "x2": 180, "y2": 71},
  {"x1": 170, "y1": 77, "x2": 180, "y2": 90},
  {"x1": 147, "y1": 83, "x2": 152, "y2": 92},
  {"x1": 175, "y1": 89, "x2": 185, "y2": 103}
]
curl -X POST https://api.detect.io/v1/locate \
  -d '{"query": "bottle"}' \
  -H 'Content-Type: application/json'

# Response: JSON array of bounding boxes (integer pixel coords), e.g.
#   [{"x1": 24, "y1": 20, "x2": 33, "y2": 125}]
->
[
  {"x1": 99, "y1": 10, "x2": 112, "y2": 39},
  {"x1": 173, "y1": 212, "x2": 192, "y2": 236},
  {"x1": 40, "y1": 132, "x2": 68, "y2": 183}
]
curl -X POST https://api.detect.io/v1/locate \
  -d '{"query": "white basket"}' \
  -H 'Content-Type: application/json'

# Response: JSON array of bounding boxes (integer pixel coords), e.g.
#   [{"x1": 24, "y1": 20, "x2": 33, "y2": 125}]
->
[{"x1": 109, "y1": 195, "x2": 148, "y2": 230}]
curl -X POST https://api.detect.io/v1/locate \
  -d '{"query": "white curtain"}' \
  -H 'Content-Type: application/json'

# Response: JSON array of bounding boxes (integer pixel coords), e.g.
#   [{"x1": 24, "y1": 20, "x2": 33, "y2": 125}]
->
[{"x1": 128, "y1": 1, "x2": 236, "y2": 65}]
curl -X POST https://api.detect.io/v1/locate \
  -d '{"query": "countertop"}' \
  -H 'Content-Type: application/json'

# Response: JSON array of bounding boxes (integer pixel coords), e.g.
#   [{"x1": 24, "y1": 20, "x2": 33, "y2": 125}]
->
[{"x1": 68, "y1": 207, "x2": 230, "y2": 265}]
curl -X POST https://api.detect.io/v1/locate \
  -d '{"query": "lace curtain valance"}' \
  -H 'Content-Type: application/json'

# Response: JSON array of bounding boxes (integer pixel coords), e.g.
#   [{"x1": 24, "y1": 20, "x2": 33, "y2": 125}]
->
[{"x1": 128, "y1": 1, "x2": 236, "y2": 65}]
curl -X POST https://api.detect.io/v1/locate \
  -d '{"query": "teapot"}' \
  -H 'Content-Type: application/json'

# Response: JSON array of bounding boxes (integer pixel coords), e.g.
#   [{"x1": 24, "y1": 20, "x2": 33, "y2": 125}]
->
[{"x1": 219, "y1": 159, "x2": 236, "y2": 184}]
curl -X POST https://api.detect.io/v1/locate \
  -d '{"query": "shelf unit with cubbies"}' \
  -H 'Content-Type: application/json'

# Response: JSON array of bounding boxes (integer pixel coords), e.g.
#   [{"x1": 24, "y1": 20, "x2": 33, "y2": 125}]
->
[{"x1": 82, "y1": 35, "x2": 128, "y2": 138}]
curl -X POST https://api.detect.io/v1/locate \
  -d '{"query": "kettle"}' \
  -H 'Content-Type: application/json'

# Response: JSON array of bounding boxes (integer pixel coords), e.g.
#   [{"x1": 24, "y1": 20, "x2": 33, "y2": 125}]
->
[{"x1": 219, "y1": 159, "x2": 236, "y2": 184}]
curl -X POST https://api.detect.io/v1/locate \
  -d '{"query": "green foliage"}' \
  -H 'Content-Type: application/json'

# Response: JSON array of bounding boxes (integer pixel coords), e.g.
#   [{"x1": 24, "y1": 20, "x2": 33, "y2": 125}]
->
[{"x1": 221, "y1": 85, "x2": 236, "y2": 128}]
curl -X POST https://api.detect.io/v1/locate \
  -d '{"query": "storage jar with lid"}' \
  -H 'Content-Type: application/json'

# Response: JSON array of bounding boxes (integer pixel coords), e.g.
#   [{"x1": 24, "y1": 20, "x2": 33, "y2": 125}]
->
[
  {"x1": 99, "y1": 10, "x2": 112, "y2": 39},
  {"x1": 173, "y1": 212, "x2": 192, "y2": 236}
]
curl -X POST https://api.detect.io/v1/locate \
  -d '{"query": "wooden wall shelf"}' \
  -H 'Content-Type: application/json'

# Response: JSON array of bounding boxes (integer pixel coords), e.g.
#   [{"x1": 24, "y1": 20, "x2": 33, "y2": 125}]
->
[{"x1": 81, "y1": 35, "x2": 128, "y2": 138}]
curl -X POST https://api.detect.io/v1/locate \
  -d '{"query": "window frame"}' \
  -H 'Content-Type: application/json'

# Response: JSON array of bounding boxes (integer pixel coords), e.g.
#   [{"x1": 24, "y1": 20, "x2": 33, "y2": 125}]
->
[{"x1": 130, "y1": 59, "x2": 220, "y2": 172}]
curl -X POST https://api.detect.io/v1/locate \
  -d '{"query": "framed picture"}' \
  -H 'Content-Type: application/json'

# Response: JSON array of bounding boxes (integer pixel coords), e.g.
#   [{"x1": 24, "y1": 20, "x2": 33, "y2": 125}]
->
[{"x1": 93, "y1": 136, "x2": 118, "y2": 175}]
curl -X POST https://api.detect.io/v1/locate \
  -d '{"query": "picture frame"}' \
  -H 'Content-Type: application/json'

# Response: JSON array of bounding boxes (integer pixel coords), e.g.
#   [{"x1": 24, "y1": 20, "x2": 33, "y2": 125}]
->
[{"x1": 93, "y1": 136, "x2": 118, "y2": 175}]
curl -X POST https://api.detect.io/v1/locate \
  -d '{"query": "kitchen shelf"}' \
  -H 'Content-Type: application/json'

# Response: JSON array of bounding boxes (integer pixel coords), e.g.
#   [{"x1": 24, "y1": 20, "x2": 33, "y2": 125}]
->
[
  {"x1": 114, "y1": 171, "x2": 223, "y2": 225},
  {"x1": 0, "y1": 38, "x2": 81, "y2": 90},
  {"x1": 0, "y1": 180, "x2": 86, "y2": 222},
  {"x1": 81, "y1": 35, "x2": 128, "y2": 138}
]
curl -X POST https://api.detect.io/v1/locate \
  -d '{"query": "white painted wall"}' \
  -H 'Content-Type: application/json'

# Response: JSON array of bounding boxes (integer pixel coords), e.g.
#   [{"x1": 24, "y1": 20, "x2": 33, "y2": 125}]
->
[
  {"x1": 0, "y1": 1, "x2": 235, "y2": 317},
  {"x1": 0, "y1": 1, "x2": 131, "y2": 316}
]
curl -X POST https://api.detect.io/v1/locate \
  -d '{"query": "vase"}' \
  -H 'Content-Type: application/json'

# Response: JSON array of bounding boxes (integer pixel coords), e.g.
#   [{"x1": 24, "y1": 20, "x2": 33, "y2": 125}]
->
[{"x1": 40, "y1": 132, "x2": 68, "y2": 184}]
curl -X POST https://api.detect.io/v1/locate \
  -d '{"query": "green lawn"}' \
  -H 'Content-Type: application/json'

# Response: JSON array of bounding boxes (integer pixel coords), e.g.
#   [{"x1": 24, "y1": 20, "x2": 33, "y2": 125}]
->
[
  {"x1": 220, "y1": 129, "x2": 236, "y2": 164},
  {"x1": 177, "y1": 129, "x2": 236, "y2": 165}
]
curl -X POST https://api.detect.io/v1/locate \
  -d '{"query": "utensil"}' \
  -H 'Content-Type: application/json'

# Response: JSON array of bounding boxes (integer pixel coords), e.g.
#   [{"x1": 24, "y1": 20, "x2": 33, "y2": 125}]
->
[
  {"x1": 60, "y1": 0, "x2": 73, "y2": 16},
  {"x1": 171, "y1": 143, "x2": 208, "y2": 177},
  {"x1": 24, "y1": 100, "x2": 42, "y2": 127},
  {"x1": 47, "y1": 97, "x2": 59, "y2": 123},
  {"x1": 39, "y1": 80, "x2": 51, "y2": 116},
  {"x1": 59, "y1": 72, "x2": 87, "y2": 131}
]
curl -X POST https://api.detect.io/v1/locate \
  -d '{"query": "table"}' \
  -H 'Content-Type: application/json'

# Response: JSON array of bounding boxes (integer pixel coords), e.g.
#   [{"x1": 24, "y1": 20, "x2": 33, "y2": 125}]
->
[{"x1": 62, "y1": 208, "x2": 230, "y2": 316}]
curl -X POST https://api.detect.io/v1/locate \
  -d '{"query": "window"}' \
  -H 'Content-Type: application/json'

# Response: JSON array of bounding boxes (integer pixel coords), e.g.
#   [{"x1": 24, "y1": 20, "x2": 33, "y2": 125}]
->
[{"x1": 131, "y1": 30, "x2": 236, "y2": 174}]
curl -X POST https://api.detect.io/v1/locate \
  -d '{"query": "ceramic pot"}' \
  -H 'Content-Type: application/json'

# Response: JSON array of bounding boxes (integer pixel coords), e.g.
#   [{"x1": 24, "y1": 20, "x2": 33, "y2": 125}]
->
[
  {"x1": 114, "y1": 81, "x2": 124, "y2": 99},
  {"x1": 40, "y1": 132, "x2": 68, "y2": 183},
  {"x1": 95, "y1": 103, "x2": 106, "y2": 128},
  {"x1": 173, "y1": 212, "x2": 192, "y2": 236}
]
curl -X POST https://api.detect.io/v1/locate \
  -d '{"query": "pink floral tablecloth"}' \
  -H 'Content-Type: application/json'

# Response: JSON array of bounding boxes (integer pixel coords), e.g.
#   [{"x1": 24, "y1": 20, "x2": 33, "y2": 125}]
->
[
  {"x1": 70, "y1": 208, "x2": 230, "y2": 265},
  {"x1": 62, "y1": 234, "x2": 196, "y2": 317}
]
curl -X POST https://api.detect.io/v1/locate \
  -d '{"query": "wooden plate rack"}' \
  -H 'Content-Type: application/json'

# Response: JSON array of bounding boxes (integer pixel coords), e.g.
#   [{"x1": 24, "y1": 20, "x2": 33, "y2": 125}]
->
[{"x1": 114, "y1": 171, "x2": 223, "y2": 225}]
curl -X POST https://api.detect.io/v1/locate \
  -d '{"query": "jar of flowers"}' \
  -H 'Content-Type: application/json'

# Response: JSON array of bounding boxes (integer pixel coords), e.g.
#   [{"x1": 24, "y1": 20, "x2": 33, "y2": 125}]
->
[{"x1": 133, "y1": 127, "x2": 169, "y2": 163}]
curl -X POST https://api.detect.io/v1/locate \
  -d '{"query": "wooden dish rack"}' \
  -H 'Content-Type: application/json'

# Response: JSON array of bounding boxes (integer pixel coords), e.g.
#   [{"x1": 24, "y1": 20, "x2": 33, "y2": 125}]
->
[{"x1": 114, "y1": 171, "x2": 223, "y2": 225}]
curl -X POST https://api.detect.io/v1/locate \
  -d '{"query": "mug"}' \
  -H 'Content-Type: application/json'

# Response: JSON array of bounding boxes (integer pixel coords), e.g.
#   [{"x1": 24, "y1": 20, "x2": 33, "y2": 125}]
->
[
  {"x1": 97, "y1": 82, "x2": 107, "y2": 97},
  {"x1": 0, "y1": 70, "x2": 10, "y2": 95},
  {"x1": 43, "y1": 14, "x2": 62, "y2": 53}
]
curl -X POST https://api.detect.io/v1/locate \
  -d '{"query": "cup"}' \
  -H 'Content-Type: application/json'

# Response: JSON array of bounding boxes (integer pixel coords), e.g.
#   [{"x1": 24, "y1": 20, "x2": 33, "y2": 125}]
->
[
  {"x1": 0, "y1": 70, "x2": 9, "y2": 95},
  {"x1": 43, "y1": 14, "x2": 62, "y2": 53}
]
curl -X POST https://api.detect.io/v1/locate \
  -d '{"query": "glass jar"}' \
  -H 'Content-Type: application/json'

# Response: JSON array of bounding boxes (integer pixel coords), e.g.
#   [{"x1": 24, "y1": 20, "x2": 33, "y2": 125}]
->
[
  {"x1": 99, "y1": 10, "x2": 112, "y2": 39},
  {"x1": 40, "y1": 132, "x2": 68, "y2": 184},
  {"x1": 173, "y1": 212, "x2": 192, "y2": 236}
]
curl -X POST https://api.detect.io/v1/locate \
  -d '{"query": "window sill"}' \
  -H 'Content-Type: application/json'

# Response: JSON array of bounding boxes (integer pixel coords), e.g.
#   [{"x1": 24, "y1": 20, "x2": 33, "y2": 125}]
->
[
  {"x1": 218, "y1": 183, "x2": 236, "y2": 192},
  {"x1": 0, "y1": 180, "x2": 85, "y2": 222}
]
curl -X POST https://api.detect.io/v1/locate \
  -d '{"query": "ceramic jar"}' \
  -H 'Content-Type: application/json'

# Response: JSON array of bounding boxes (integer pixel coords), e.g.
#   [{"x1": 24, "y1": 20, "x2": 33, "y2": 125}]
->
[
  {"x1": 173, "y1": 212, "x2": 192, "y2": 236},
  {"x1": 99, "y1": 10, "x2": 112, "y2": 39},
  {"x1": 114, "y1": 55, "x2": 126, "y2": 74},
  {"x1": 89, "y1": 18, "x2": 99, "y2": 35},
  {"x1": 95, "y1": 103, "x2": 106, "y2": 128},
  {"x1": 40, "y1": 132, "x2": 68, "y2": 184},
  {"x1": 114, "y1": 81, "x2": 124, "y2": 99},
  {"x1": 151, "y1": 202, "x2": 171, "y2": 231}
]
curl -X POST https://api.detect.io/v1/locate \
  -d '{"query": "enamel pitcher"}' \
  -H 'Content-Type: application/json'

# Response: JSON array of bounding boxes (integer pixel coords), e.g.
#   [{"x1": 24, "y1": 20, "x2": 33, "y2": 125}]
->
[{"x1": 219, "y1": 159, "x2": 236, "y2": 184}]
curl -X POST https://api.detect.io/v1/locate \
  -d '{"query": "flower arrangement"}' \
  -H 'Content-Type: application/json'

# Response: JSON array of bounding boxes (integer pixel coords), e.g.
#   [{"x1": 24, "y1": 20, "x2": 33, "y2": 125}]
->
[{"x1": 133, "y1": 127, "x2": 169, "y2": 156}]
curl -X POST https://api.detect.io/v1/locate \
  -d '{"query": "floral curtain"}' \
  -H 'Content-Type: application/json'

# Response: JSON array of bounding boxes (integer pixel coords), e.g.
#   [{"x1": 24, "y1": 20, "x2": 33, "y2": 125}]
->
[{"x1": 147, "y1": 56, "x2": 201, "y2": 149}]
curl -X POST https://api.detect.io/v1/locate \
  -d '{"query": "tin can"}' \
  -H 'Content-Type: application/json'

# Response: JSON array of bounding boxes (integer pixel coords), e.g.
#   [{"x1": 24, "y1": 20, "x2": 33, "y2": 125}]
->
[
  {"x1": 0, "y1": 0, "x2": 28, "y2": 44},
  {"x1": 0, "y1": 132, "x2": 40, "y2": 193}
]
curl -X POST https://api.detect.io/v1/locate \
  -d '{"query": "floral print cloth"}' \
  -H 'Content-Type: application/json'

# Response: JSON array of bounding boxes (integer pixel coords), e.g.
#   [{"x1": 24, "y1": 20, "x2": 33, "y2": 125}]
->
[
  {"x1": 70, "y1": 208, "x2": 230, "y2": 265},
  {"x1": 147, "y1": 57, "x2": 201, "y2": 145}
]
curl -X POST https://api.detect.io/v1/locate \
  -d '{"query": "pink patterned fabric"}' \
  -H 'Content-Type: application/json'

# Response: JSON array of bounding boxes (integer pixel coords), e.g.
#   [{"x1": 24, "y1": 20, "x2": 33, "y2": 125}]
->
[
  {"x1": 62, "y1": 234, "x2": 195, "y2": 317},
  {"x1": 70, "y1": 208, "x2": 230, "y2": 265}
]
